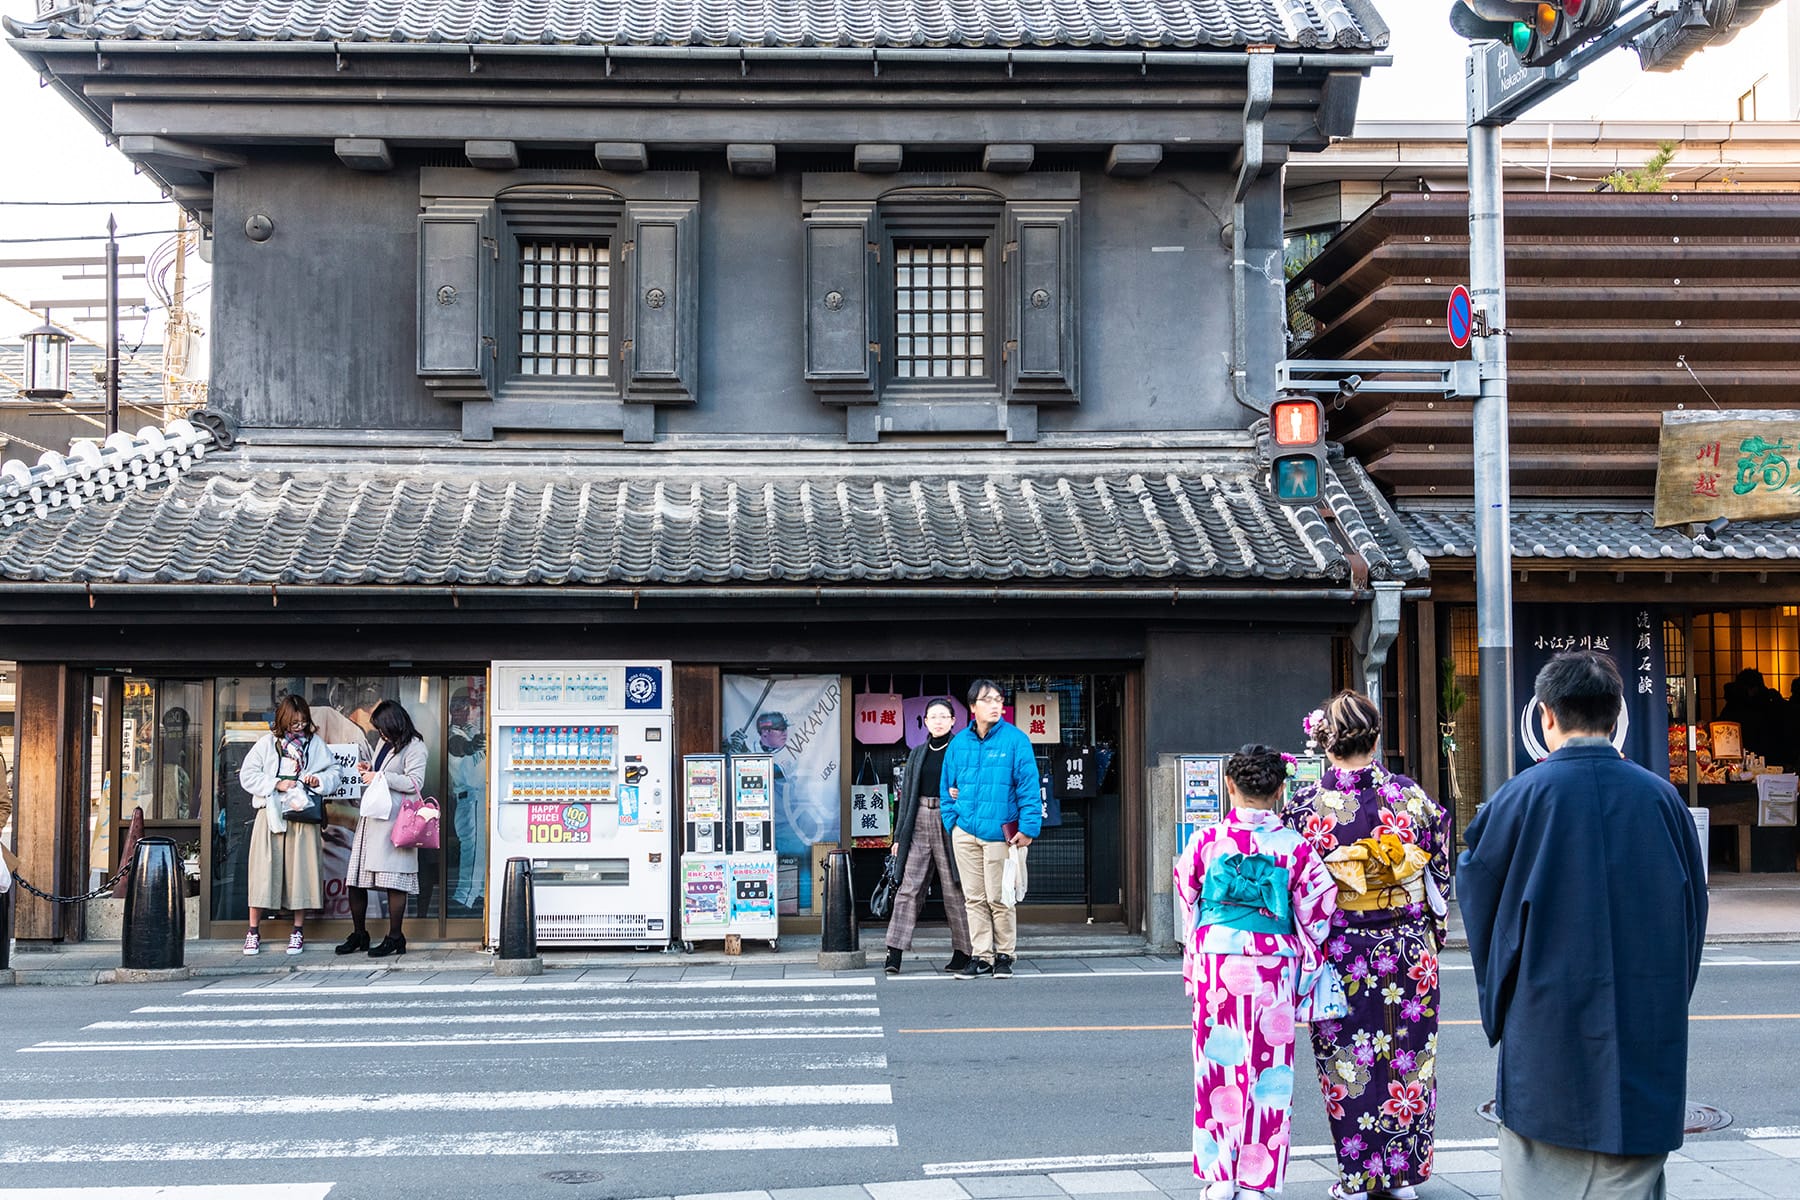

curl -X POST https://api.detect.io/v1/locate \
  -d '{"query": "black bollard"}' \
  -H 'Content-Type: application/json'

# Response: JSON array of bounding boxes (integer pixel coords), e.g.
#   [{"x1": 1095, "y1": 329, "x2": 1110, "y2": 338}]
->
[
  {"x1": 498, "y1": 857, "x2": 536, "y2": 960},
  {"x1": 821, "y1": 848, "x2": 859, "y2": 953},
  {"x1": 122, "y1": 836, "x2": 184, "y2": 970}
]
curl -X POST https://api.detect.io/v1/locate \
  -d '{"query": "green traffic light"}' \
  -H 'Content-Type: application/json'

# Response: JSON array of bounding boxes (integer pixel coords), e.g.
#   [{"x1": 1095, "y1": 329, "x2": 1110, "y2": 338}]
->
[
  {"x1": 1274, "y1": 457, "x2": 1321, "y2": 503},
  {"x1": 1511, "y1": 20, "x2": 1532, "y2": 56}
]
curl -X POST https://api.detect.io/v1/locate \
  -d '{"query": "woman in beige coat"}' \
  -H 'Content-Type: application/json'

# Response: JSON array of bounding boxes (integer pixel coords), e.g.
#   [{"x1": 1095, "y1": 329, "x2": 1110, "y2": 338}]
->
[
  {"x1": 338, "y1": 700, "x2": 428, "y2": 958},
  {"x1": 238, "y1": 695, "x2": 340, "y2": 955}
]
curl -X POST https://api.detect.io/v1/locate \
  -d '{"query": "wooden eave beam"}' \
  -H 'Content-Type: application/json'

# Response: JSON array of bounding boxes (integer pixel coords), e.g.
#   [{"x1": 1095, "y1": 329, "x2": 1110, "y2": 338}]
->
[{"x1": 114, "y1": 134, "x2": 246, "y2": 170}]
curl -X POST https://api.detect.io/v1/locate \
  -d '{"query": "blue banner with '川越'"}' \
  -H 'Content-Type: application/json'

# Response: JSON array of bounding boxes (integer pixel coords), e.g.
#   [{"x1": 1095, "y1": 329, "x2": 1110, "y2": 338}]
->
[{"x1": 1511, "y1": 604, "x2": 1669, "y2": 780}]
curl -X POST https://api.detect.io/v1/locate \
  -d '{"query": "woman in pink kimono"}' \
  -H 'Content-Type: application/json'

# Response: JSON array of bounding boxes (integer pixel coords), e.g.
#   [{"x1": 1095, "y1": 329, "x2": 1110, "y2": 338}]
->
[{"x1": 1177, "y1": 745, "x2": 1342, "y2": 1200}]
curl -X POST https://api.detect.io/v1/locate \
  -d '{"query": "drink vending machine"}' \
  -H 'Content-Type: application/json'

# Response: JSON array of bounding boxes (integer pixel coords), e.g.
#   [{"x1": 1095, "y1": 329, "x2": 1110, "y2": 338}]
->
[
  {"x1": 678, "y1": 753, "x2": 779, "y2": 952},
  {"x1": 487, "y1": 660, "x2": 673, "y2": 949}
]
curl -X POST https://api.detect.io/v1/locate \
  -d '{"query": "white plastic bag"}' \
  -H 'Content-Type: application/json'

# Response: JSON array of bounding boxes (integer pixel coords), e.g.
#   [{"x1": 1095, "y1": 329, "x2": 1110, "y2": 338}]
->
[
  {"x1": 359, "y1": 773, "x2": 394, "y2": 822},
  {"x1": 1000, "y1": 845, "x2": 1029, "y2": 906},
  {"x1": 0, "y1": 851, "x2": 11, "y2": 894}
]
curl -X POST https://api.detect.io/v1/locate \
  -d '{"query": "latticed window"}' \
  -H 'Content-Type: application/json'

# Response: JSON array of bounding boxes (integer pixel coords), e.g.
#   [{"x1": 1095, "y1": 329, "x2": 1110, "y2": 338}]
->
[
  {"x1": 893, "y1": 241, "x2": 987, "y2": 380},
  {"x1": 519, "y1": 240, "x2": 610, "y2": 376}
]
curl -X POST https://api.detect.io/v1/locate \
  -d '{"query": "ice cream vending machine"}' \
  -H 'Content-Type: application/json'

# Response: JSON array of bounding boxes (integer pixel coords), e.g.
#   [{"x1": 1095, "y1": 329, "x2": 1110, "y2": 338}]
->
[{"x1": 488, "y1": 660, "x2": 673, "y2": 948}]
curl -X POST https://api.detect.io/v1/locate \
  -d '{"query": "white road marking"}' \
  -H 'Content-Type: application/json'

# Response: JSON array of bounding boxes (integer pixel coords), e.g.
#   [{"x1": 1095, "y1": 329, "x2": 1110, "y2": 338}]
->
[
  {"x1": 23, "y1": 1025, "x2": 884, "y2": 1054},
  {"x1": 0, "y1": 1188, "x2": 335, "y2": 1199},
  {"x1": 135, "y1": 990, "x2": 874, "y2": 1014},
  {"x1": 0, "y1": 1083, "x2": 892, "y2": 1121},
  {"x1": 0, "y1": 1124, "x2": 900, "y2": 1164},
  {"x1": 1746, "y1": 1126, "x2": 1800, "y2": 1138},
  {"x1": 186, "y1": 976, "x2": 879, "y2": 998},
  {"x1": 922, "y1": 1138, "x2": 1504, "y2": 1177},
  {"x1": 89, "y1": 1006, "x2": 879, "y2": 1031},
  {"x1": 885, "y1": 969, "x2": 1182, "y2": 982}
]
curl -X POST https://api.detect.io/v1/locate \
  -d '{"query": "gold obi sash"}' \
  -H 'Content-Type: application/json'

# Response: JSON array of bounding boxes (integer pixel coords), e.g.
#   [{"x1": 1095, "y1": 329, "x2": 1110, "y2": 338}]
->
[{"x1": 1324, "y1": 833, "x2": 1430, "y2": 912}]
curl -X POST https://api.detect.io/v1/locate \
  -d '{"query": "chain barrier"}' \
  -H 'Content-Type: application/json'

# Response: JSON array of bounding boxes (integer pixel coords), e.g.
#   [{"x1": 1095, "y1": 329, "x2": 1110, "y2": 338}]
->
[{"x1": 10, "y1": 858, "x2": 135, "y2": 906}]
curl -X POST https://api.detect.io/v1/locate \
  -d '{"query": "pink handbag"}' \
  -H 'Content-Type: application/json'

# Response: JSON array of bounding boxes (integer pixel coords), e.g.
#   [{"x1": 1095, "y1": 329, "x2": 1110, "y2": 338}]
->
[{"x1": 390, "y1": 795, "x2": 442, "y2": 850}]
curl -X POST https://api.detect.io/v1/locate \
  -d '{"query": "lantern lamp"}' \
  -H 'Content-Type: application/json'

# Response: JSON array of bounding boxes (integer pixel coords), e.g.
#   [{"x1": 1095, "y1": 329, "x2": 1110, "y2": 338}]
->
[{"x1": 21, "y1": 316, "x2": 72, "y2": 401}]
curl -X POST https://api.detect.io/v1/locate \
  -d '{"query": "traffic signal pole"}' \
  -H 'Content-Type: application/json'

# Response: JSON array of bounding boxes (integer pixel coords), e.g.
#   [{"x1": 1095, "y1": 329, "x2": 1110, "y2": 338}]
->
[{"x1": 1465, "y1": 118, "x2": 1516, "y2": 796}]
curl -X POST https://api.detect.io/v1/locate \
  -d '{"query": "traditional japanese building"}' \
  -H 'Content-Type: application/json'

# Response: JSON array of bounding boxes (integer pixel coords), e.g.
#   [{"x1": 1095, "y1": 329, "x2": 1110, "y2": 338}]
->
[{"x1": 1, "y1": 0, "x2": 1407, "y2": 948}]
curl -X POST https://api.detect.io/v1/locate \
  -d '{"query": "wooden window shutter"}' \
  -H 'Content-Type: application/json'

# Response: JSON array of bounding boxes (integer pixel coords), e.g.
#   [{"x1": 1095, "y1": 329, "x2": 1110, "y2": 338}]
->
[
  {"x1": 803, "y1": 202, "x2": 877, "y2": 400},
  {"x1": 416, "y1": 199, "x2": 496, "y2": 398},
  {"x1": 621, "y1": 199, "x2": 699, "y2": 404},
  {"x1": 1005, "y1": 201, "x2": 1078, "y2": 401}
]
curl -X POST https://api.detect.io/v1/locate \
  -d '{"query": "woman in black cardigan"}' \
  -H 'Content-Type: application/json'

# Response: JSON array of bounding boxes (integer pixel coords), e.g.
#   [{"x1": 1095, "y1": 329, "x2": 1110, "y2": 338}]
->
[{"x1": 884, "y1": 698, "x2": 974, "y2": 975}]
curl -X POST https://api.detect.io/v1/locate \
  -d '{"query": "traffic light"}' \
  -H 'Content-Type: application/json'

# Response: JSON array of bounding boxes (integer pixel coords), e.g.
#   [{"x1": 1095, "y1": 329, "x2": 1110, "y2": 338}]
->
[
  {"x1": 1450, "y1": 1, "x2": 1619, "y2": 66},
  {"x1": 1268, "y1": 395, "x2": 1327, "y2": 506}
]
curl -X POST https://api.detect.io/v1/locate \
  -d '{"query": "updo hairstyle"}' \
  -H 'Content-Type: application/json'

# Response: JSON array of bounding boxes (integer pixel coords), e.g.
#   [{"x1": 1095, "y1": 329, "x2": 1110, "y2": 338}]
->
[
  {"x1": 1224, "y1": 744, "x2": 1288, "y2": 801},
  {"x1": 1316, "y1": 690, "x2": 1381, "y2": 758}
]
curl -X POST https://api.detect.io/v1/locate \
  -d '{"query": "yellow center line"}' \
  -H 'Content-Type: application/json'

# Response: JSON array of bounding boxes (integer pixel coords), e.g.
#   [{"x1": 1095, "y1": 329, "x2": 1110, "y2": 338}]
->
[{"x1": 900, "y1": 1014, "x2": 1800, "y2": 1035}]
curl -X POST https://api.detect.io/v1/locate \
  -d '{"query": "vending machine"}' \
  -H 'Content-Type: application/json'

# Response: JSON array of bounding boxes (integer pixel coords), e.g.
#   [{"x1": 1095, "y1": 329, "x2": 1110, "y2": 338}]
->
[
  {"x1": 488, "y1": 660, "x2": 673, "y2": 949},
  {"x1": 677, "y1": 753, "x2": 779, "y2": 951},
  {"x1": 727, "y1": 755, "x2": 779, "y2": 948}
]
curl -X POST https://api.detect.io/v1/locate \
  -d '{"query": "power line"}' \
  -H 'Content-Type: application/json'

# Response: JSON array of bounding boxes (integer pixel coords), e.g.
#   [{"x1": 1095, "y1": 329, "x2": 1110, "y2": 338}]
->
[
  {"x1": 0, "y1": 199, "x2": 170, "y2": 207},
  {"x1": 0, "y1": 229, "x2": 183, "y2": 245}
]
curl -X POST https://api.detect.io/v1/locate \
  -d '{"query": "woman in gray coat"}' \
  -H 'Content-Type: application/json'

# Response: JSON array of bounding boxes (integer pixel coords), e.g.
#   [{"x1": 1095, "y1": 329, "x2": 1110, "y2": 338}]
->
[
  {"x1": 338, "y1": 699, "x2": 428, "y2": 958},
  {"x1": 883, "y1": 698, "x2": 973, "y2": 975}
]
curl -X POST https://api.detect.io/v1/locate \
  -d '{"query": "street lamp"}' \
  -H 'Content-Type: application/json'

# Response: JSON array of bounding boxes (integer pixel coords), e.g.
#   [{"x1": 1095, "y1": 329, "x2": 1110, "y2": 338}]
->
[{"x1": 20, "y1": 316, "x2": 72, "y2": 400}]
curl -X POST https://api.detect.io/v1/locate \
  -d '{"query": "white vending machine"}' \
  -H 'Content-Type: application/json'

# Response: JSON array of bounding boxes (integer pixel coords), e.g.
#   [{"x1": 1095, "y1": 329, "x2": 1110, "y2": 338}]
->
[{"x1": 488, "y1": 660, "x2": 673, "y2": 949}]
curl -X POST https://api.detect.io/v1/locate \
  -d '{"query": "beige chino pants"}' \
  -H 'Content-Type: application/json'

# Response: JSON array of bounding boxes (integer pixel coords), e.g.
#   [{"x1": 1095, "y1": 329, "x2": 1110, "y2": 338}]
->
[{"x1": 951, "y1": 827, "x2": 1025, "y2": 960}]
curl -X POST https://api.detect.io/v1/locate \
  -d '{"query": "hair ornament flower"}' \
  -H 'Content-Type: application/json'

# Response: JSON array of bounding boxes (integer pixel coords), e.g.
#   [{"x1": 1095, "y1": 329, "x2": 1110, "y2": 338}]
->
[
  {"x1": 1280, "y1": 752, "x2": 1297, "y2": 766},
  {"x1": 1302, "y1": 707, "x2": 1326, "y2": 754}
]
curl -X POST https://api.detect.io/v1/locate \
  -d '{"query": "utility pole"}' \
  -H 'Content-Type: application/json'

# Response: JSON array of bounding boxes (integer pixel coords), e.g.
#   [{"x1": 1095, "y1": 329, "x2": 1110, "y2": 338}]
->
[
  {"x1": 104, "y1": 214, "x2": 119, "y2": 436},
  {"x1": 1465, "y1": 117, "x2": 1515, "y2": 796}
]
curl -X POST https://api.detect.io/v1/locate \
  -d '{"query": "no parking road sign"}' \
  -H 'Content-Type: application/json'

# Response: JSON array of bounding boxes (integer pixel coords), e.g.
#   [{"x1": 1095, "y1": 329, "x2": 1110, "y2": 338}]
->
[{"x1": 1447, "y1": 285, "x2": 1473, "y2": 350}]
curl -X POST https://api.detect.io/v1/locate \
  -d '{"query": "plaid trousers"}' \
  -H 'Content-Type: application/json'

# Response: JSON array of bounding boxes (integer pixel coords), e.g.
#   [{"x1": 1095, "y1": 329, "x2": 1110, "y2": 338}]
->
[{"x1": 885, "y1": 797, "x2": 972, "y2": 953}]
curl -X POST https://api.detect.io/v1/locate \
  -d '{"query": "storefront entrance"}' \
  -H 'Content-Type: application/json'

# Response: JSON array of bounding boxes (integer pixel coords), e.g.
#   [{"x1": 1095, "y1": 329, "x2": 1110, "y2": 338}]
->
[{"x1": 88, "y1": 669, "x2": 491, "y2": 939}]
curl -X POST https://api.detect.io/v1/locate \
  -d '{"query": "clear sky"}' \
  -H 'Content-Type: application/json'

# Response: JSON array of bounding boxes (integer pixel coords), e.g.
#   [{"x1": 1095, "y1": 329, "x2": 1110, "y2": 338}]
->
[{"x1": 0, "y1": 1, "x2": 1793, "y2": 351}]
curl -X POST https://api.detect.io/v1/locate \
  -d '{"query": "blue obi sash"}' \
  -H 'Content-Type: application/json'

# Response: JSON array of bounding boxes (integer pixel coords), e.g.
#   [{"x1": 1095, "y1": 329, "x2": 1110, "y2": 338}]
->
[{"x1": 1199, "y1": 852, "x2": 1294, "y2": 936}]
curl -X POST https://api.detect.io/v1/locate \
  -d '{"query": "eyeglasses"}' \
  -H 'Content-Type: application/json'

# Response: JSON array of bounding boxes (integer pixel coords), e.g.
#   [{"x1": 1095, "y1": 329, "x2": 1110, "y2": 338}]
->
[{"x1": 973, "y1": 693, "x2": 1004, "y2": 705}]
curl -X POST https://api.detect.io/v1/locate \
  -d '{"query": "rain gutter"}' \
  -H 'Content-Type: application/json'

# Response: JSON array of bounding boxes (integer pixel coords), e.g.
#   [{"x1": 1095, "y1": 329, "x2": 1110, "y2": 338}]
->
[{"x1": 0, "y1": 583, "x2": 1428, "y2": 603}]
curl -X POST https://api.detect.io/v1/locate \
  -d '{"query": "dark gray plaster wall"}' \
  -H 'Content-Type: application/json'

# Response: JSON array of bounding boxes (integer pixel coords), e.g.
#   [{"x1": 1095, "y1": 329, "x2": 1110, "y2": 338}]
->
[
  {"x1": 1142, "y1": 625, "x2": 1332, "y2": 762},
  {"x1": 209, "y1": 152, "x2": 1265, "y2": 437},
  {"x1": 212, "y1": 157, "x2": 454, "y2": 433}
]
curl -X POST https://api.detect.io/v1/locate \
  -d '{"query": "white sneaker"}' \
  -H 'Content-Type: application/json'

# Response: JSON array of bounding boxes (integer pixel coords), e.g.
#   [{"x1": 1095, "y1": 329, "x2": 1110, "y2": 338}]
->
[
  {"x1": 285, "y1": 929, "x2": 305, "y2": 955},
  {"x1": 242, "y1": 930, "x2": 260, "y2": 955}
]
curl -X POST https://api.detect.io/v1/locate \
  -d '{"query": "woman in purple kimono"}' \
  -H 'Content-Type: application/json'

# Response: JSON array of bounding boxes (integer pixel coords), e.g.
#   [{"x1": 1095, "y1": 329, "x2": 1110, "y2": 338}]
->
[{"x1": 1282, "y1": 692, "x2": 1451, "y2": 1200}]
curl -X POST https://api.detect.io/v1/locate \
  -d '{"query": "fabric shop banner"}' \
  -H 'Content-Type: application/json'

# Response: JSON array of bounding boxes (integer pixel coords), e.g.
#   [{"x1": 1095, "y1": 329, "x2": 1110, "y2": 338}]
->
[
  {"x1": 722, "y1": 674, "x2": 842, "y2": 855},
  {"x1": 1512, "y1": 604, "x2": 1668, "y2": 781},
  {"x1": 1654, "y1": 409, "x2": 1800, "y2": 526}
]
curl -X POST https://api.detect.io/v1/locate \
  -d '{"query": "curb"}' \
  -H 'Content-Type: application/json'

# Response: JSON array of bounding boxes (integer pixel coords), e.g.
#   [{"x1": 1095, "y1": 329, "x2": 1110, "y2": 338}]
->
[
  {"x1": 494, "y1": 956, "x2": 544, "y2": 977},
  {"x1": 112, "y1": 965, "x2": 194, "y2": 984},
  {"x1": 0, "y1": 969, "x2": 13, "y2": 987}
]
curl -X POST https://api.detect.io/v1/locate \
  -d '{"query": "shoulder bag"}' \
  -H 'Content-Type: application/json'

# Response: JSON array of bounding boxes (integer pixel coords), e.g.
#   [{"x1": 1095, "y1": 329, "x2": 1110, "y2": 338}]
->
[
  {"x1": 869, "y1": 853, "x2": 902, "y2": 919},
  {"x1": 391, "y1": 793, "x2": 442, "y2": 850}
]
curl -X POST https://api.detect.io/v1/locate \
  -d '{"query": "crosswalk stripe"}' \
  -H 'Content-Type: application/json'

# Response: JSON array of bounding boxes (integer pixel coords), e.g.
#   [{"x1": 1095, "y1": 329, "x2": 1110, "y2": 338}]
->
[
  {"x1": 134, "y1": 990, "x2": 875, "y2": 1014},
  {"x1": 0, "y1": 1188, "x2": 335, "y2": 1199},
  {"x1": 186, "y1": 976, "x2": 878, "y2": 997},
  {"x1": 89, "y1": 1005, "x2": 879, "y2": 1031},
  {"x1": 24, "y1": 1025, "x2": 886, "y2": 1054},
  {"x1": 0, "y1": 1124, "x2": 901, "y2": 1164},
  {"x1": 0, "y1": 1084, "x2": 892, "y2": 1121}
]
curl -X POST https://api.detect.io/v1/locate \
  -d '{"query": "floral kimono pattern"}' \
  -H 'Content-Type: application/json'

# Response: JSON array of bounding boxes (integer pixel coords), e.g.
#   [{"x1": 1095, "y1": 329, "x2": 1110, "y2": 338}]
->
[
  {"x1": 1176, "y1": 808, "x2": 1338, "y2": 1194},
  {"x1": 1281, "y1": 764, "x2": 1451, "y2": 1195}
]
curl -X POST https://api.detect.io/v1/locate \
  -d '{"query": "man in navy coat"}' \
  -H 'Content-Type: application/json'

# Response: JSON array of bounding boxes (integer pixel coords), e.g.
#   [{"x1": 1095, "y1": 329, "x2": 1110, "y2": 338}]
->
[{"x1": 1459, "y1": 650, "x2": 1708, "y2": 1200}]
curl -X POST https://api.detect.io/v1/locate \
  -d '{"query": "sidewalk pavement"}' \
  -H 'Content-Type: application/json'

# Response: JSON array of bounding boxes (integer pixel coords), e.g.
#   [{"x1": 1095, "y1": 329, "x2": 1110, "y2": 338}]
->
[
  {"x1": 618, "y1": 1136, "x2": 1800, "y2": 1200},
  {"x1": 4, "y1": 871, "x2": 1796, "y2": 984}
]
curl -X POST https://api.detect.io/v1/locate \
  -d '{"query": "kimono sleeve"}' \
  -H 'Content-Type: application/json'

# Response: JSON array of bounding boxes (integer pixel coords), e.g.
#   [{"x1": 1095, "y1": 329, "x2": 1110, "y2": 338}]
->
[
  {"x1": 1290, "y1": 839, "x2": 1338, "y2": 949},
  {"x1": 1456, "y1": 794, "x2": 1524, "y2": 1046}
]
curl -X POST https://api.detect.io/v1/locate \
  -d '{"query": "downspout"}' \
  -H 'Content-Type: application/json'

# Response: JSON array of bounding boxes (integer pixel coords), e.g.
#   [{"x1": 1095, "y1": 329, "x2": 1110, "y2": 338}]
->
[
  {"x1": 1231, "y1": 46, "x2": 1276, "y2": 416},
  {"x1": 1354, "y1": 578, "x2": 1406, "y2": 715}
]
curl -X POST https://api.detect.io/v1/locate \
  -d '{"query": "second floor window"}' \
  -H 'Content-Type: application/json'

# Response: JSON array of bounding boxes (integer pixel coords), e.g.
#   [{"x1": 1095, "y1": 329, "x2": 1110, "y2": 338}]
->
[
  {"x1": 519, "y1": 239, "x2": 611, "y2": 377},
  {"x1": 893, "y1": 241, "x2": 989, "y2": 381}
]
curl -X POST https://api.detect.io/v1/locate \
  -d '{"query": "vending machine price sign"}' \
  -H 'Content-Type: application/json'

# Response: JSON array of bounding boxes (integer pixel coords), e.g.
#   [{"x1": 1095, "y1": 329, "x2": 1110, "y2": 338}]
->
[{"x1": 527, "y1": 803, "x2": 592, "y2": 844}]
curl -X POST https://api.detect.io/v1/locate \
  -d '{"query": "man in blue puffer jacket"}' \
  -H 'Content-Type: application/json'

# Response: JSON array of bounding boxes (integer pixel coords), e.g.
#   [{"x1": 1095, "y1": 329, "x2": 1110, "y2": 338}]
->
[{"x1": 941, "y1": 678, "x2": 1041, "y2": 979}]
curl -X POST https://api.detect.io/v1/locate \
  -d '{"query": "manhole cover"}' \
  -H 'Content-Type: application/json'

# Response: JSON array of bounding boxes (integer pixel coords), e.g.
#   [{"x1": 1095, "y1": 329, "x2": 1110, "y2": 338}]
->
[
  {"x1": 542, "y1": 1170, "x2": 606, "y2": 1185},
  {"x1": 1479, "y1": 1100, "x2": 1732, "y2": 1135}
]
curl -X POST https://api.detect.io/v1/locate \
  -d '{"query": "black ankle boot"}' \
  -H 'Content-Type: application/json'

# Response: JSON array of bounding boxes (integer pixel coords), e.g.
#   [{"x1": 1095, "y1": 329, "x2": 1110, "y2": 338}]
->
[
  {"x1": 943, "y1": 950, "x2": 972, "y2": 973},
  {"x1": 368, "y1": 933, "x2": 407, "y2": 958},
  {"x1": 335, "y1": 929, "x2": 371, "y2": 956},
  {"x1": 884, "y1": 947, "x2": 903, "y2": 975}
]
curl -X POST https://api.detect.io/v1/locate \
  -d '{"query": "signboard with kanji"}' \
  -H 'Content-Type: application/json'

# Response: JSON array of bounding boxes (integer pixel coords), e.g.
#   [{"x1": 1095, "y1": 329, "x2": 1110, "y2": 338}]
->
[
  {"x1": 1017, "y1": 692, "x2": 1061, "y2": 744},
  {"x1": 1653, "y1": 409, "x2": 1800, "y2": 527}
]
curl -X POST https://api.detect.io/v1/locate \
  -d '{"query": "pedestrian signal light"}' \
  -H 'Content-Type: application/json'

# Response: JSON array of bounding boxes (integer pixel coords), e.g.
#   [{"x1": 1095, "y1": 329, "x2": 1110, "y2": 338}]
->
[{"x1": 1268, "y1": 396, "x2": 1327, "y2": 506}]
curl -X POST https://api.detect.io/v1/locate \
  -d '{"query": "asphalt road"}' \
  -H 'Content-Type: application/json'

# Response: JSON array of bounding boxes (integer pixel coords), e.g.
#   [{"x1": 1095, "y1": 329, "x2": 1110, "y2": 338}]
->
[{"x1": 1, "y1": 945, "x2": 1797, "y2": 1199}]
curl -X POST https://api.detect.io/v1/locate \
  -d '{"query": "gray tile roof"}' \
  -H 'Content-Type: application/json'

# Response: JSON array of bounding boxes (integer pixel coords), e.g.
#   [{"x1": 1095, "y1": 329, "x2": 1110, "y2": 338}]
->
[
  {"x1": 6, "y1": 0, "x2": 1389, "y2": 50},
  {"x1": 1399, "y1": 504, "x2": 1800, "y2": 563},
  {"x1": 0, "y1": 452, "x2": 1422, "y2": 587}
]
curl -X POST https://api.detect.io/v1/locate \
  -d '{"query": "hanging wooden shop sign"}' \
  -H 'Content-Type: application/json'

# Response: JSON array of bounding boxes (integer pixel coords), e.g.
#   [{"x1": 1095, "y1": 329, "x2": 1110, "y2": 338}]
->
[{"x1": 1653, "y1": 409, "x2": 1800, "y2": 527}]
